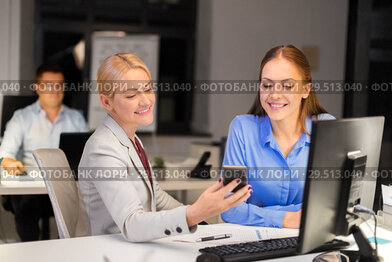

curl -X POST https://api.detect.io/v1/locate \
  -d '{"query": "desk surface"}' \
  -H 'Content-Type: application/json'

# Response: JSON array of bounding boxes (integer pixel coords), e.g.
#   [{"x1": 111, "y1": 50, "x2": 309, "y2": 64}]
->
[
  {"x1": 0, "y1": 224, "x2": 315, "y2": 262},
  {"x1": 1, "y1": 223, "x2": 390, "y2": 262},
  {"x1": 0, "y1": 173, "x2": 216, "y2": 195}
]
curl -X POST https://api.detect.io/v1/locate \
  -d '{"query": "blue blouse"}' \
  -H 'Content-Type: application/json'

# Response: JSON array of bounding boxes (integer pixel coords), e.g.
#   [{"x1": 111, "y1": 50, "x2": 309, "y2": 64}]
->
[{"x1": 221, "y1": 113, "x2": 335, "y2": 228}]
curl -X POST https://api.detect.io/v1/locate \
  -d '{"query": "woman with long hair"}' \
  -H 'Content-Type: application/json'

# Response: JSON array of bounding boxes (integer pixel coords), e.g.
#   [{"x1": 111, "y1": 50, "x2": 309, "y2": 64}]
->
[{"x1": 221, "y1": 45, "x2": 334, "y2": 228}]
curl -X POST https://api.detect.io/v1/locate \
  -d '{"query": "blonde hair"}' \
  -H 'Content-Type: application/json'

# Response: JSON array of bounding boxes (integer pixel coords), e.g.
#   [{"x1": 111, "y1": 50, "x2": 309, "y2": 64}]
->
[{"x1": 96, "y1": 53, "x2": 151, "y2": 97}]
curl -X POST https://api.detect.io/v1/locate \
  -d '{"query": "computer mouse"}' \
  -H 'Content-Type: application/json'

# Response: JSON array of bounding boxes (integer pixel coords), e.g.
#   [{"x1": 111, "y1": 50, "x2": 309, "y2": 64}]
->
[{"x1": 195, "y1": 253, "x2": 222, "y2": 262}]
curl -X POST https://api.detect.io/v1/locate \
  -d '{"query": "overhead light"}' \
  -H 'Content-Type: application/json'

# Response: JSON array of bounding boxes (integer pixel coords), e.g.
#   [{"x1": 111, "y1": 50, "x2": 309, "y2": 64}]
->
[{"x1": 73, "y1": 40, "x2": 85, "y2": 70}]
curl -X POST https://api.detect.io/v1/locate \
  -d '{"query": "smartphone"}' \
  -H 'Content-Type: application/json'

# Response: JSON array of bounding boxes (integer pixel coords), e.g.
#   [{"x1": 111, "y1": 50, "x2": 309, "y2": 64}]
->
[{"x1": 222, "y1": 165, "x2": 248, "y2": 192}]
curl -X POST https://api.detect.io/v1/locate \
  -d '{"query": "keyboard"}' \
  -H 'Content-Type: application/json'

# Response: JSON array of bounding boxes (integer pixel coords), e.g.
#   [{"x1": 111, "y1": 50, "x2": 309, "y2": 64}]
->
[{"x1": 197, "y1": 237, "x2": 350, "y2": 262}]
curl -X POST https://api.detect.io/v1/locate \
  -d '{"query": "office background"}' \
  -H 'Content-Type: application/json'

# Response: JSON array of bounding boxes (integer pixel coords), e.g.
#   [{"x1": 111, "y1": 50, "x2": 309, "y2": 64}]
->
[{"x1": 0, "y1": 0, "x2": 391, "y2": 242}]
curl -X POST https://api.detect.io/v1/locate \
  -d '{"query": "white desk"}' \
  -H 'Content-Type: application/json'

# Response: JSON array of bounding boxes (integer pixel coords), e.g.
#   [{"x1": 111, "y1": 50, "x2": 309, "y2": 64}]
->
[
  {"x1": 0, "y1": 224, "x2": 311, "y2": 262},
  {"x1": 1, "y1": 223, "x2": 390, "y2": 262},
  {"x1": 0, "y1": 172, "x2": 215, "y2": 196},
  {"x1": 0, "y1": 171, "x2": 46, "y2": 194}
]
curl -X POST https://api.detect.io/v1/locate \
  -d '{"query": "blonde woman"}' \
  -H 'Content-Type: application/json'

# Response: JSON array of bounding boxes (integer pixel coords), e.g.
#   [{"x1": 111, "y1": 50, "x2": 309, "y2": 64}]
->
[{"x1": 78, "y1": 53, "x2": 251, "y2": 242}]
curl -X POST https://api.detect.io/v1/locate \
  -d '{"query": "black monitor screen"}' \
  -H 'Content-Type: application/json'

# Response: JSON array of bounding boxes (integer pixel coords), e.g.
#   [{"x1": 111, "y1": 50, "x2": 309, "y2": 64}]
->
[
  {"x1": 1, "y1": 95, "x2": 37, "y2": 137},
  {"x1": 298, "y1": 116, "x2": 384, "y2": 254}
]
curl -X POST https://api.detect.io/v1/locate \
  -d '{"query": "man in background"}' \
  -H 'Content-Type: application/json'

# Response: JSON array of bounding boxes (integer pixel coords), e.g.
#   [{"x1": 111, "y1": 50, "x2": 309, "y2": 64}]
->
[{"x1": 0, "y1": 63, "x2": 87, "y2": 241}]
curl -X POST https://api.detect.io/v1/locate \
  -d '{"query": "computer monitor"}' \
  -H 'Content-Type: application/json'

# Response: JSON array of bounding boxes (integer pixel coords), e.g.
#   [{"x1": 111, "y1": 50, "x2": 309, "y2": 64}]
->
[
  {"x1": 298, "y1": 116, "x2": 384, "y2": 255},
  {"x1": 0, "y1": 95, "x2": 37, "y2": 137}
]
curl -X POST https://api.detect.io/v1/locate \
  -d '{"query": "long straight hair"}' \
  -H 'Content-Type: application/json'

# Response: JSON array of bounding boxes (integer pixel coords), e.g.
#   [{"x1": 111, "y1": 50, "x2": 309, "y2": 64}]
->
[{"x1": 248, "y1": 45, "x2": 327, "y2": 134}]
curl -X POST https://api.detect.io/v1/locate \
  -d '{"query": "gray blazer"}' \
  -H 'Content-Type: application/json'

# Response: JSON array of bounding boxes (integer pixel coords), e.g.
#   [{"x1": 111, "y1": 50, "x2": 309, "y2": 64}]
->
[{"x1": 78, "y1": 115, "x2": 196, "y2": 242}]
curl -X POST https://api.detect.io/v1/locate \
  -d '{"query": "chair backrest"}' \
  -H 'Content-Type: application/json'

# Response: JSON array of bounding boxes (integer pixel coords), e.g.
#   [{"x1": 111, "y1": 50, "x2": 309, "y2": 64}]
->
[
  {"x1": 59, "y1": 132, "x2": 93, "y2": 180},
  {"x1": 32, "y1": 148, "x2": 90, "y2": 238}
]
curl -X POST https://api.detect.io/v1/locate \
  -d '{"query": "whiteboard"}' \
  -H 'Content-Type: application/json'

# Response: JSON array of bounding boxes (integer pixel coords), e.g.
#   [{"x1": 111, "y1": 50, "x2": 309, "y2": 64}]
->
[{"x1": 88, "y1": 32, "x2": 160, "y2": 132}]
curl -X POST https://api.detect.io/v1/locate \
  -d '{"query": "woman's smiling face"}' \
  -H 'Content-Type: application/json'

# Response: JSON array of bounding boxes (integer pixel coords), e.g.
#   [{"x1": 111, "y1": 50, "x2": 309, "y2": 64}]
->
[
  {"x1": 260, "y1": 57, "x2": 309, "y2": 122},
  {"x1": 109, "y1": 68, "x2": 155, "y2": 129}
]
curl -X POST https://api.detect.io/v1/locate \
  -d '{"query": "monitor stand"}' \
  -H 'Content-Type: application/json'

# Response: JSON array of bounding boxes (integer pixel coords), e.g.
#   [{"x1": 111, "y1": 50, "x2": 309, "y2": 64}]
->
[{"x1": 340, "y1": 225, "x2": 383, "y2": 262}]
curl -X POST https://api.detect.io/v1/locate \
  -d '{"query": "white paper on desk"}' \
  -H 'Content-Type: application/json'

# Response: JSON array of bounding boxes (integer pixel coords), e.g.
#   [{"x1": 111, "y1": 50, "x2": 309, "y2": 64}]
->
[
  {"x1": 382, "y1": 185, "x2": 392, "y2": 205},
  {"x1": 172, "y1": 225, "x2": 262, "y2": 244},
  {"x1": 171, "y1": 225, "x2": 298, "y2": 244},
  {"x1": 382, "y1": 184, "x2": 392, "y2": 213},
  {"x1": 266, "y1": 228, "x2": 299, "y2": 239}
]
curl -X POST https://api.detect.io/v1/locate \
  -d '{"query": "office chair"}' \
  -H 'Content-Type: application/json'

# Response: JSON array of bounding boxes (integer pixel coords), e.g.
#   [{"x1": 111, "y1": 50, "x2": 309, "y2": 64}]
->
[
  {"x1": 59, "y1": 132, "x2": 93, "y2": 180},
  {"x1": 32, "y1": 148, "x2": 90, "y2": 238}
]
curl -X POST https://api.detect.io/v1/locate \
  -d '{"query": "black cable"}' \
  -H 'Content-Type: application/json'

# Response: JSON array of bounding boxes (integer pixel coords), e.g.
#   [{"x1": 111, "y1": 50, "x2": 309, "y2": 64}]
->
[{"x1": 353, "y1": 205, "x2": 379, "y2": 257}]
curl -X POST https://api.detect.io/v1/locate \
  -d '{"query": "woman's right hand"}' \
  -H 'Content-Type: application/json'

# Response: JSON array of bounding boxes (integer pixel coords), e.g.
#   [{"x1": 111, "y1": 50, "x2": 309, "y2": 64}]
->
[
  {"x1": 1, "y1": 157, "x2": 26, "y2": 175},
  {"x1": 186, "y1": 178, "x2": 252, "y2": 227}
]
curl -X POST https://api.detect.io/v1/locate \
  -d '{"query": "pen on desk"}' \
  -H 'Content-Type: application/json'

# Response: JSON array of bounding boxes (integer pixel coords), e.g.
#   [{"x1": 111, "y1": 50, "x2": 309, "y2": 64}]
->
[{"x1": 196, "y1": 234, "x2": 232, "y2": 242}]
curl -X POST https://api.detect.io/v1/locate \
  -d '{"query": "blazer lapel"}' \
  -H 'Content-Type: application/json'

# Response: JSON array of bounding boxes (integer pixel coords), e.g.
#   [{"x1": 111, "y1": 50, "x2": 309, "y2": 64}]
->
[
  {"x1": 102, "y1": 115, "x2": 154, "y2": 197},
  {"x1": 127, "y1": 140, "x2": 154, "y2": 197},
  {"x1": 134, "y1": 136, "x2": 157, "y2": 211}
]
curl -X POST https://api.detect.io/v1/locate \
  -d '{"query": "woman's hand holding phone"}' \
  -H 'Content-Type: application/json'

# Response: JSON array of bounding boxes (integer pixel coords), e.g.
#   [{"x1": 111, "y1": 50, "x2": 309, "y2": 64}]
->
[
  {"x1": 221, "y1": 165, "x2": 248, "y2": 192},
  {"x1": 186, "y1": 178, "x2": 252, "y2": 227}
]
